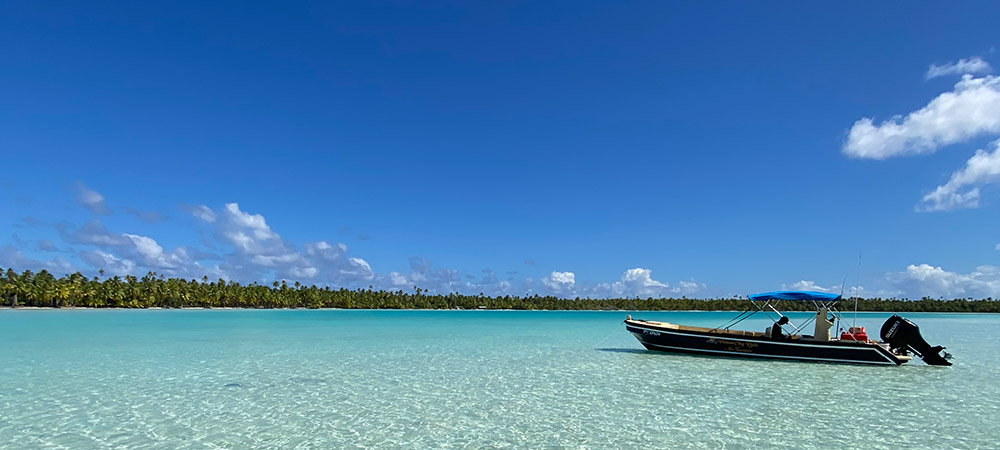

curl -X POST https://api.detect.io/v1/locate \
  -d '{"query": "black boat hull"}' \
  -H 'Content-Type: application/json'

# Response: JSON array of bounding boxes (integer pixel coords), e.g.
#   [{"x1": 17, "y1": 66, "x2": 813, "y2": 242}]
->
[{"x1": 625, "y1": 320, "x2": 907, "y2": 365}]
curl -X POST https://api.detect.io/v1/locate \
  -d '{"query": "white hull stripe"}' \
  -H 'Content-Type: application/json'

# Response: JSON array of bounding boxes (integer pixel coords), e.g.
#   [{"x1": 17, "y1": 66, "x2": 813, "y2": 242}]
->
[
  {"x1": 640, "y1": 341, "x2": 897, "y2": 365},
  {"x1": 626, "y1": 325, "x2": 899, "y2": 365}
]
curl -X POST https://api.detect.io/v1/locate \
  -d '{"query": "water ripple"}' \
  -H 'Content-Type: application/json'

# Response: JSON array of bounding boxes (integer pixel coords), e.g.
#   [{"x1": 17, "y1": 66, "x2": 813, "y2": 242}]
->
[{"x1": 0, "y1": 310, "x2": 995, "y2": 449}]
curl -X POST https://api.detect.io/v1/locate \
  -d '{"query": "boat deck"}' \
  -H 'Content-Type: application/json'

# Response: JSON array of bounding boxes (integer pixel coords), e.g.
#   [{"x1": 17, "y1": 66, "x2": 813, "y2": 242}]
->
[{"x1": 627, "y1": 319, "x2": 768, "y2": 337}]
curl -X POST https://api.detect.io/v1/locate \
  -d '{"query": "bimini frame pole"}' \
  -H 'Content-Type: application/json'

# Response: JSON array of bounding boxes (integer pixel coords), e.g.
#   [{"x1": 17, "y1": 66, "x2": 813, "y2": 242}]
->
[{"x1": 854, "y1": 252, "x2": 862, "y2": 329}]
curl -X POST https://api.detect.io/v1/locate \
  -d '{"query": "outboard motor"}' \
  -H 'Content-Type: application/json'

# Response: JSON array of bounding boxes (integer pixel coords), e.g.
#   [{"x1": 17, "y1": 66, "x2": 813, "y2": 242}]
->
[{"x1": 880, "y1": 315, "x2": 952, "y2": 366}]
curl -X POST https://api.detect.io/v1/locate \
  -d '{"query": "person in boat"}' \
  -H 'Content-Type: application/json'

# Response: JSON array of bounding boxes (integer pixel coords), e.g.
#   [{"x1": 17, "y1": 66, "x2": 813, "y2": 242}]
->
[{"x1": 770, "y1": 316, "x2": 789, "y2": 339}]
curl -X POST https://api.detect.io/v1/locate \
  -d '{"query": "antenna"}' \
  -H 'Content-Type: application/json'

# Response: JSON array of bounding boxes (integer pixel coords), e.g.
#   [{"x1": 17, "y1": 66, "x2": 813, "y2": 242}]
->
[
  {"x1": 838, "y1": 274, "x2": 847, "y2": 334},
  {"x1": 854, "y1": 252, "x2": 862, "y2": 328}
]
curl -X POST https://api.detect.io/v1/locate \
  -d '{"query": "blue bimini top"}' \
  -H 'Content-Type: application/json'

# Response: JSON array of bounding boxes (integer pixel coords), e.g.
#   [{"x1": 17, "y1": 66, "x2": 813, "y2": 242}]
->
[{"x1": 749, "y1": 291, "x2": 842, "y2": 302}]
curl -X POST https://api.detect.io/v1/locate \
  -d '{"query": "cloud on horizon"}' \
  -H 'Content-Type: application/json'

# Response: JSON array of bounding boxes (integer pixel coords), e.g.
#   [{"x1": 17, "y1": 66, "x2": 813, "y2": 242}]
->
[
  {"x1": 541, "y1": 271, "x2": 576, "y2": 295},
  {"x1": 781, "y1": 280, "x2": 840, "y2": 293},
  {"x1": 9, "y1": 182, "x2": 1000, "y2": 299},
  {"x1": 2, "y1": 185, "x2": 713, "y2": 298},
  {"x1": 887, "y1": 264, "x2": 1000, "y2": 299}
]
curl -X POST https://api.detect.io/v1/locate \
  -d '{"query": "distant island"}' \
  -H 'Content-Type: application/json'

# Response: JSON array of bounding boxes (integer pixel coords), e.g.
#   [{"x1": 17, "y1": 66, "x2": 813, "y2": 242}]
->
[{"x1": 2, "y1": 268, "x2": 998, "y2": 312}]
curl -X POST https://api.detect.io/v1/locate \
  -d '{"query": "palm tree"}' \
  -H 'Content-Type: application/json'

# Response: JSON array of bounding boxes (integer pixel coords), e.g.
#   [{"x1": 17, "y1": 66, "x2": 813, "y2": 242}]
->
[{"x1": 0, "y1": 264, "x2": 998, "y2": 311}]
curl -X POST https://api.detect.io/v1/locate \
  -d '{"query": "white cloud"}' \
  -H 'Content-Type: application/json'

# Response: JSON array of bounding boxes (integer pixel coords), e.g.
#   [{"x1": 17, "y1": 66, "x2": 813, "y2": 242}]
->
[
  {"x1": 0, "y1": 245, "x2": 74, "y2": 274},
  {"x1": 188, "y1": 205, "x2": 217, "y2": 223},
  {"x1": 301, "y1": 241, "x2": 375, "y2": 282},
  {"x1": 397, "y1": 257, "x2": 464, "y2": 293},
  {"x1": 14, "y1": 187, "x2": 721, "y2": 298},
  {"x1": 250, "y1": 253, "x2": 301, "y2": 267},
  {"x1": 542, "y1": 271, "x2": 576, "y2": 295},
  {"x1": 407, "y1": 257, "x2": 432, "y2": 282},
  {"x1": 51, "y1": 218, "x2": 215, "y2": 278},
  {"x1": 781, "y1": 280, "x2": 899, "y2": 299},
  {"x1": 781, "y1": 280, "x2": 838, "y2": 293},
  {"x1": 287, "y1": 266, "x2": 318, "y2": 278},
  {"x1": 342, "y1": 257, "x2": 374, "y2": 280},
  {"x1": 74, "y1": 182, "x2": 110, "y2": 215},
  {"x1": 212, "y1": 204, "x2": 302, "y2": 280},
  {"x1": 412, "y1": 267, "x2": 510, "y2": 297},
  {"x1": 80, "y1": 250, "x2": 136, "y2": 276},
  {"x1": 919, "y1": 141, "x2": 1000, "y2": 211},
  {"x1": 389, "y1": 271, "x2": 409, "y2": 286},
  {"x1": 996, "y1": 243, "x2": 1000, "y2": 251},
  {"x1": 887, "y1": 264, "x2": 1000, "y2": 298},
  {"x1": 303, "y1": 241, "x2": 347, "y2": 262},
  {"x1": 123, "y1": 234, "x2": 163, "y2": 260},
  {"x1": 60, "y1": 219, "x2": 130, "y2": 247},
  {"x1": 926, "y1": 57, "x2": 992, "y2": 80},
  {"x1": 548, "y1": 271, "x2": 576, "y2": 284},
  {"x1": 674, "y1": 280, "x2": 702, "y2": 295},
  {"x1": 116, "y1": 234, "x2": 205, "y2": 277},
  {"x1": 222, "y1": 203, "x2": 279, "y2": 244},
  {"x1": 622, "y1": 268, "x2": 668, "y2": 287},
  {"x1": 183, "y1": 204, "x2": 374, "y2": 284},
  {"x1": 617, "y1": 267, "x2": 668, "y2": 297},
  {"x1": 590, "y1": 268, "x2": 703, "y2": 298},
  {"x1": 844, "y1": 74, "x2": 1000, "y2": 159}
]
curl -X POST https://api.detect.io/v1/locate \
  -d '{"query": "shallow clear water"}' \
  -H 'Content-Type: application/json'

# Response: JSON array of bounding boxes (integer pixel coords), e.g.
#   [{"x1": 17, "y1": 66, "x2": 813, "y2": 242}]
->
[{"x1": 0, "y1": 310, "x2": 996, "y2": 449}]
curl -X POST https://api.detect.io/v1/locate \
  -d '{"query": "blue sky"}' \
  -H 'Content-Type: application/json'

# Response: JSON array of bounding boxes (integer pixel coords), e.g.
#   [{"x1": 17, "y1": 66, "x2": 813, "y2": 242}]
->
[{"x1": 3, "y1": 1, "x2": 999, "y2": 298}]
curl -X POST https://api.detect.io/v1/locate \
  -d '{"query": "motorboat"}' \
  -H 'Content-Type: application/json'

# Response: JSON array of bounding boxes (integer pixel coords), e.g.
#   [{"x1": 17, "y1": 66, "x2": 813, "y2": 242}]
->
[{"x1": 624, "y1": 291, "x2": 952, "y2": 366}]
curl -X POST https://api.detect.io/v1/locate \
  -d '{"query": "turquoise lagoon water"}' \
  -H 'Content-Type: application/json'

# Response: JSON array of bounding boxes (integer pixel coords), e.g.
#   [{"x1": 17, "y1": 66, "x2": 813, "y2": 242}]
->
[{"x1": 0, "y1": 310, "x2": 997, "y2": 449}]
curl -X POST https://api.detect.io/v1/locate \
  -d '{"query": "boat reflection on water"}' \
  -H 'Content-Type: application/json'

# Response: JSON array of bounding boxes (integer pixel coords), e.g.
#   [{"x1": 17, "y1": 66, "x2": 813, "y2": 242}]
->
[{"x1": 624, "y1": 291, "x2": 952, "y2": 366}]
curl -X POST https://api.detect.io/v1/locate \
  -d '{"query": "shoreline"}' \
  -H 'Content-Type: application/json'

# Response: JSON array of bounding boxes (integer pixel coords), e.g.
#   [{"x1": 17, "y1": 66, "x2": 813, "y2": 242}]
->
[{"x1": 1, "y1": 306, "x2": 995, "y2": 314}]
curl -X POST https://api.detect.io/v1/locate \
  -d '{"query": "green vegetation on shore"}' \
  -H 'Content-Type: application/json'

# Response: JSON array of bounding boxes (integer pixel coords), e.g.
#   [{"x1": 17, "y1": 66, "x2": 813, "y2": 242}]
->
[{"x1": 2, "y1": 268, "x2": 998, "y2": 312}]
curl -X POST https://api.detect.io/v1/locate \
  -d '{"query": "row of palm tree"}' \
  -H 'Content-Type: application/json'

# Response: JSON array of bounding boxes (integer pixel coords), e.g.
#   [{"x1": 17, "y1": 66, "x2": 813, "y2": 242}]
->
[{"x1": 1, "y1": 268, "x2": 998, "y2": 312}]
